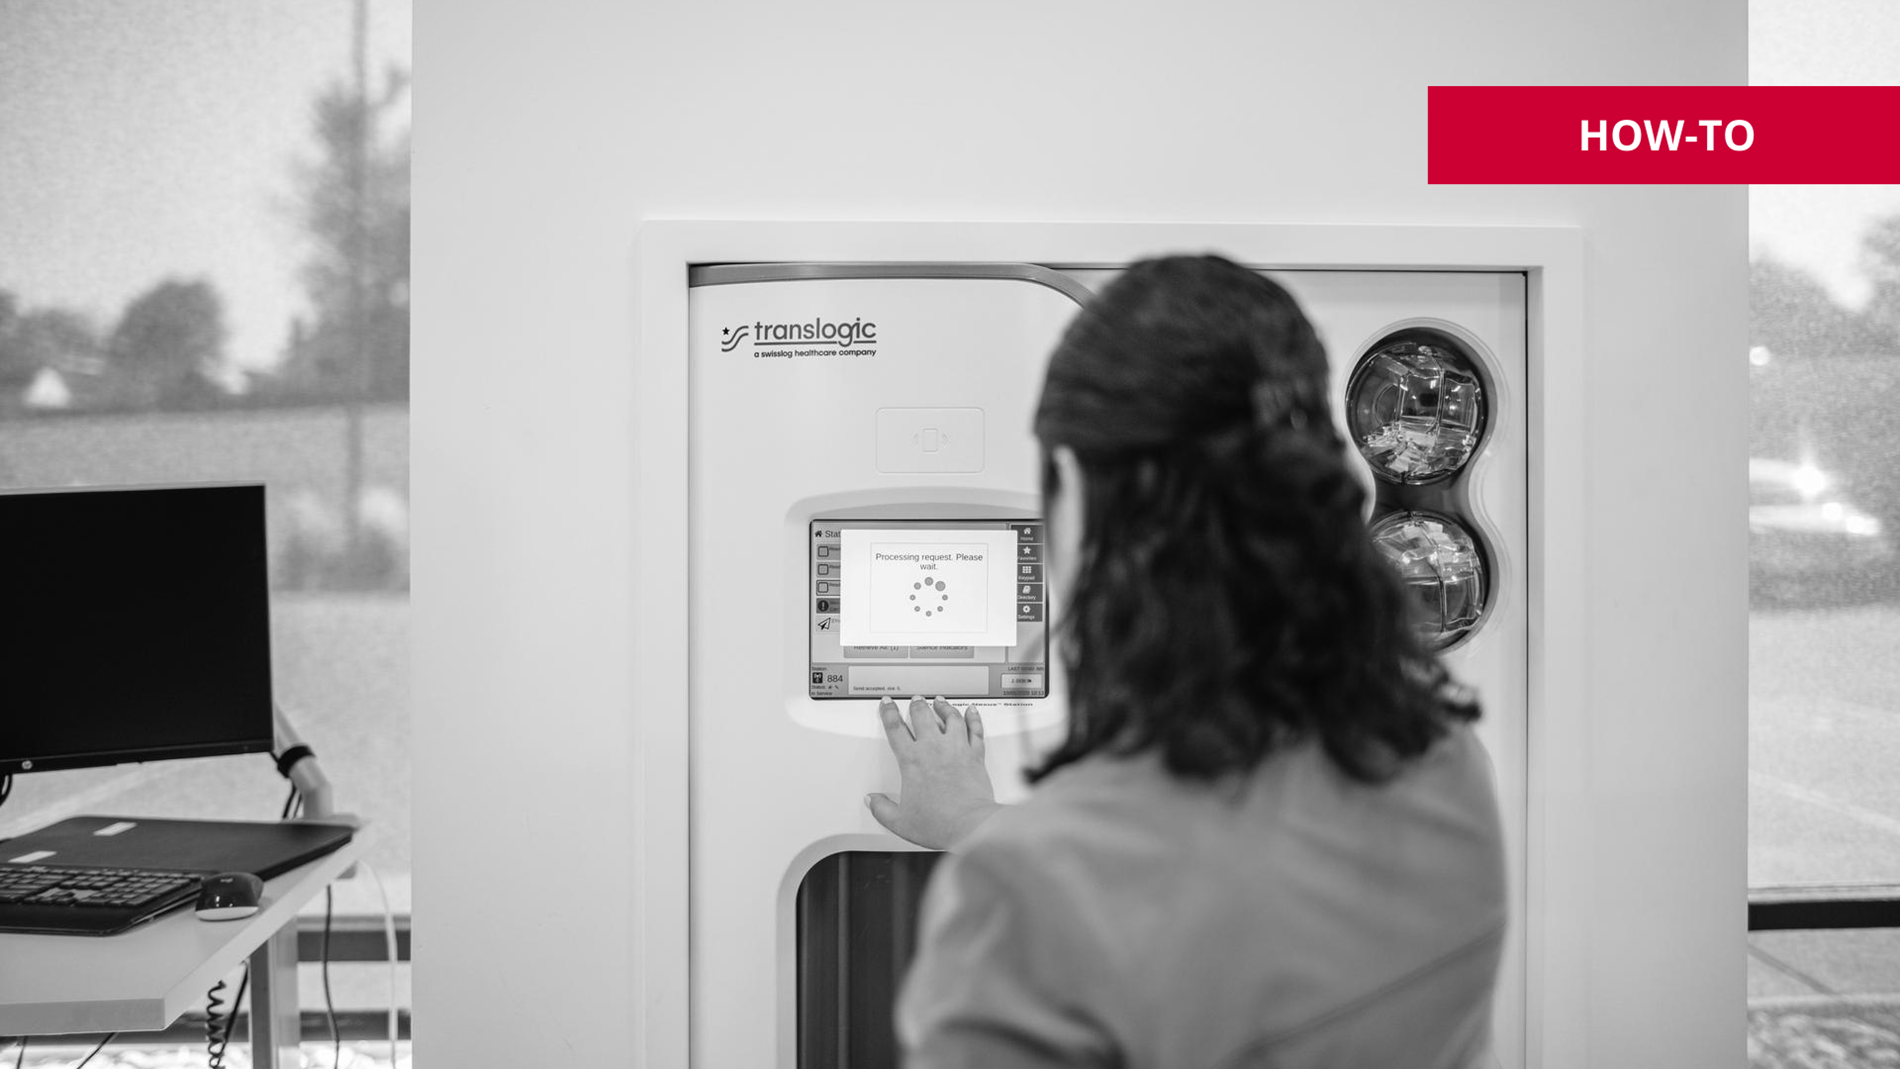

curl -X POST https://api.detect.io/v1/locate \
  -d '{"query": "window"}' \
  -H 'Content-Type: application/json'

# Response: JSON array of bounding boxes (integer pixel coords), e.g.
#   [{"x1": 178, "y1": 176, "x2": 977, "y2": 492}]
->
[
  {"x1": 1747, "y1": 2, "x2": 1900, "y2": 1065},
  {"x1": 0, "y1": 2, "x2": 412, "y2": 1064}
]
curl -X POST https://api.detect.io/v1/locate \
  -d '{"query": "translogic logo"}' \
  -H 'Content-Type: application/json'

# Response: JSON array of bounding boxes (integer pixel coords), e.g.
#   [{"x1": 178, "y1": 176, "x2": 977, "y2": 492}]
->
[{"x1": 720, "y1": 317, "x2": 879, "y2": 359}]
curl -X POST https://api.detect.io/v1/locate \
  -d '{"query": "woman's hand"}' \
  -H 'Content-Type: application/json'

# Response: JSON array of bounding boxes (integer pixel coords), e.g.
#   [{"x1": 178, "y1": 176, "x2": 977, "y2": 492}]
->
[{"x1": 868, "y1": 696, "x2": 1001, "y2": 850}]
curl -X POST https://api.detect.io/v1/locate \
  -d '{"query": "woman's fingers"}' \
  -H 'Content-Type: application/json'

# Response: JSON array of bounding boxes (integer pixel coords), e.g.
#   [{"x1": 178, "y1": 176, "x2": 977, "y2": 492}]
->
[
  {"x1": 933, "y1": 698, "x2": 987, "y2": 756},
  {"x1": 909, "y1": 695, "x2": 943, "y2": 734},
  {"x1": 891, "y1": 695, "x2": 985, "y2": 752},
  {"x1": 866, "y1": 792, "x2": 903, "y2": 834},
  {"x1": 934, "y1": 698, "x2": 967, "y2": 742},
  {"x1": 878, "y1": 697, "x2": 914, "y2": 746}
]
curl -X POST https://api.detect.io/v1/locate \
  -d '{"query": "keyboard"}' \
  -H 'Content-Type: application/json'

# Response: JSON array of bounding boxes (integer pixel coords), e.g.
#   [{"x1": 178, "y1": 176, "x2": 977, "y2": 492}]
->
[{"x1": 0, "y1": 864, "x2": 203, "y2": 935}]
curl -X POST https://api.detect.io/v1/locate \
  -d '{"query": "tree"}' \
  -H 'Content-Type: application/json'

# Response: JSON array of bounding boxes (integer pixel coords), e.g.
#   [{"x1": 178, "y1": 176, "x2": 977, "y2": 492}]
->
[
  {"x1": 1862, "y1": 213, "x2": 1900, "y2": 350},
  {"x1": 0, "y1": 290, "x2": 25, "y2": 388},
  {"x1": 106, "y1": 278, "x2": 226, "y2": 405},
  {"x1": 1750, "y1": 255, "x2": 1888, "y2": 359},
  {"x1": 16, "y1": 309, "x2": 101, "y2": 370},
  {"x1": 0, "y1": 291, "x2": 103, "y2": 400},
  {"x1": 269, "y1": 67, "x2": 410, "y2": 401}
]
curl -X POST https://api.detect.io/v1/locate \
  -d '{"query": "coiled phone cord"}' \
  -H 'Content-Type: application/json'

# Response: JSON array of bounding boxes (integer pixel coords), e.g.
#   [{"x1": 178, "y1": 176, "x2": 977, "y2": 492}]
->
[{"x1": 204, "y1": 965, "x2": 250, "y2": 1069}]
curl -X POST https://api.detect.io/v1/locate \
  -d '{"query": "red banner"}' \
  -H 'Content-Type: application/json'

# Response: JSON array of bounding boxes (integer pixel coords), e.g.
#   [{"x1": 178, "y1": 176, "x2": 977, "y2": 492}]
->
[{"x1": 1428, "y1": 86, "x2": 1900, "y2": 184}]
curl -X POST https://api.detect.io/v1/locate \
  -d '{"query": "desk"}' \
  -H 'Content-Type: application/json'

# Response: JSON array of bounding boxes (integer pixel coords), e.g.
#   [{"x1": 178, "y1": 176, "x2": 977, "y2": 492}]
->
[{"x1": 0, "y1": 838, "x2": 365, "y2": 1069}]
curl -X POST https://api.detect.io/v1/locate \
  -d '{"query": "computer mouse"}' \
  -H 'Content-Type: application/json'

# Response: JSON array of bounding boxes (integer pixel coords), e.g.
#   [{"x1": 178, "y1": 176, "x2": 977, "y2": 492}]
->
[{"x1": 194, "y1": 872, "x2": 265, "y2": 921}]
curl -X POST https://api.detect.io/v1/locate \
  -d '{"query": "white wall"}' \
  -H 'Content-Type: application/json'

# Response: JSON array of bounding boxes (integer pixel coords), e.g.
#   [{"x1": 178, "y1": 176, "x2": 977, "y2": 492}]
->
[{"x1": 414, "y1": 2, "x2": 1747, "y2": 1066}]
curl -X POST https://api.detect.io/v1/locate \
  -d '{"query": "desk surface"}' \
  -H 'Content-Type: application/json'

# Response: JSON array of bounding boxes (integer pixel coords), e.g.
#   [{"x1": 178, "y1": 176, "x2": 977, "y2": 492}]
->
[{"x1": 0, "y1": 837, "x2": 364, "y2": 1035}]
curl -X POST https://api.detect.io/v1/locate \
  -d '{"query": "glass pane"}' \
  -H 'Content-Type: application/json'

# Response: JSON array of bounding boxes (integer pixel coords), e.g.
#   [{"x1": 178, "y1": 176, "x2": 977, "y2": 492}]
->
[
  {"x1": 0, "y1": 0, "x2": 413, "y2": 1045},
  {"x1": 1746, "y1": 165, "x2": 1900, "y2": 883}
]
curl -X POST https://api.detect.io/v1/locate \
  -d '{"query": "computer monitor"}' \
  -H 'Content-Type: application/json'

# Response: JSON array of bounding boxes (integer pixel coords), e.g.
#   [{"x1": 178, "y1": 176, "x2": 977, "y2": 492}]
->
[{"x1": 0, "y1": 483, "x2": 275, "y2": 775}]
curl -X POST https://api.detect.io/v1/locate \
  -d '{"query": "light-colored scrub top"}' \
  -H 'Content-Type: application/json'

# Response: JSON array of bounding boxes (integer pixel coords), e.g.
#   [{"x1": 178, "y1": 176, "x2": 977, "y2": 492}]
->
[{"x1": 897, "y1": 724, "x2": 1507, "y2": 1069}]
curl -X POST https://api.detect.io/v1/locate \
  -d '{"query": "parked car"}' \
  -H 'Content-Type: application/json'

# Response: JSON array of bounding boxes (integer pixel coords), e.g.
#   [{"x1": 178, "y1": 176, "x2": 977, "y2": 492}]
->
[{"x1": 1750, "y1": 457, "x2": 1894, "y2": 601}]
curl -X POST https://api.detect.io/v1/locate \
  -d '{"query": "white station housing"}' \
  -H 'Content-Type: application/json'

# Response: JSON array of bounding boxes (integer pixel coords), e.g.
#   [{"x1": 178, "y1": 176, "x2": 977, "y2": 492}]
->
[{"x1": 677, "y1": 259, "x2": 1529, "y2": 1067}]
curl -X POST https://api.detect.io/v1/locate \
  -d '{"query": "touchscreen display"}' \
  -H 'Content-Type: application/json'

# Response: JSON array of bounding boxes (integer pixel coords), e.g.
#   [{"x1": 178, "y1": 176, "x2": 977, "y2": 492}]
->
[{"x1": 809, "y1": 519, "x2": 1048, "y2": 700}]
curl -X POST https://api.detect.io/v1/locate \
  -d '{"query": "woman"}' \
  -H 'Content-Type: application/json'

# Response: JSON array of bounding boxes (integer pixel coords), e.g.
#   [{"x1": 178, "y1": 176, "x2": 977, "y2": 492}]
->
[{"x1": 866, "y1": 255, "x2": 1507, "y2": 1069}]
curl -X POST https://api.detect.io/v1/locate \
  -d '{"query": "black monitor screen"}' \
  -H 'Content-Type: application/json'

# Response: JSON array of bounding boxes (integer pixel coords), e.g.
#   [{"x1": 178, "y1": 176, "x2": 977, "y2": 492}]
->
[{"x1": 0, "y1": 484, "x2": 274, "y2": 775}]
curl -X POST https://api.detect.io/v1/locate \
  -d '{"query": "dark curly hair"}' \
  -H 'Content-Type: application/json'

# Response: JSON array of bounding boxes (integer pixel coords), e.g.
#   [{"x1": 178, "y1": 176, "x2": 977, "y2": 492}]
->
[{"x1": 1029, "y1": 254, "x2": 1479, "y2": 786}]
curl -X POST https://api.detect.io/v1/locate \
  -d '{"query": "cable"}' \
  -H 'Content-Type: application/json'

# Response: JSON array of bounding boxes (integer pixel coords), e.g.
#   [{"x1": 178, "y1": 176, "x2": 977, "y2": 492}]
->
[
  {"x1": 205, "y1": 976, "x2": 233, "y2": 1067},
  {"x1": 204, "y1": 963, "x2": 250, "y2": 1069},
  {"x1": 199, "y1": 766, "x2": 283, "y2": 1067},
  {"x1": 10, "y1": 1035, "x2": 23, "y2": 1069},
  {"x1": 0, "y1": 774, "x2": 12, "y2": 811},
  {"x1": 324, "y1": 884, "x2": 339, "y2": 1068},
  {"x1": 71, "y1": 1031, "x2": 114, "y2": 1068},
  {"x1": 358, "y1": 861, "x2": 400, "y2": 1066}
]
